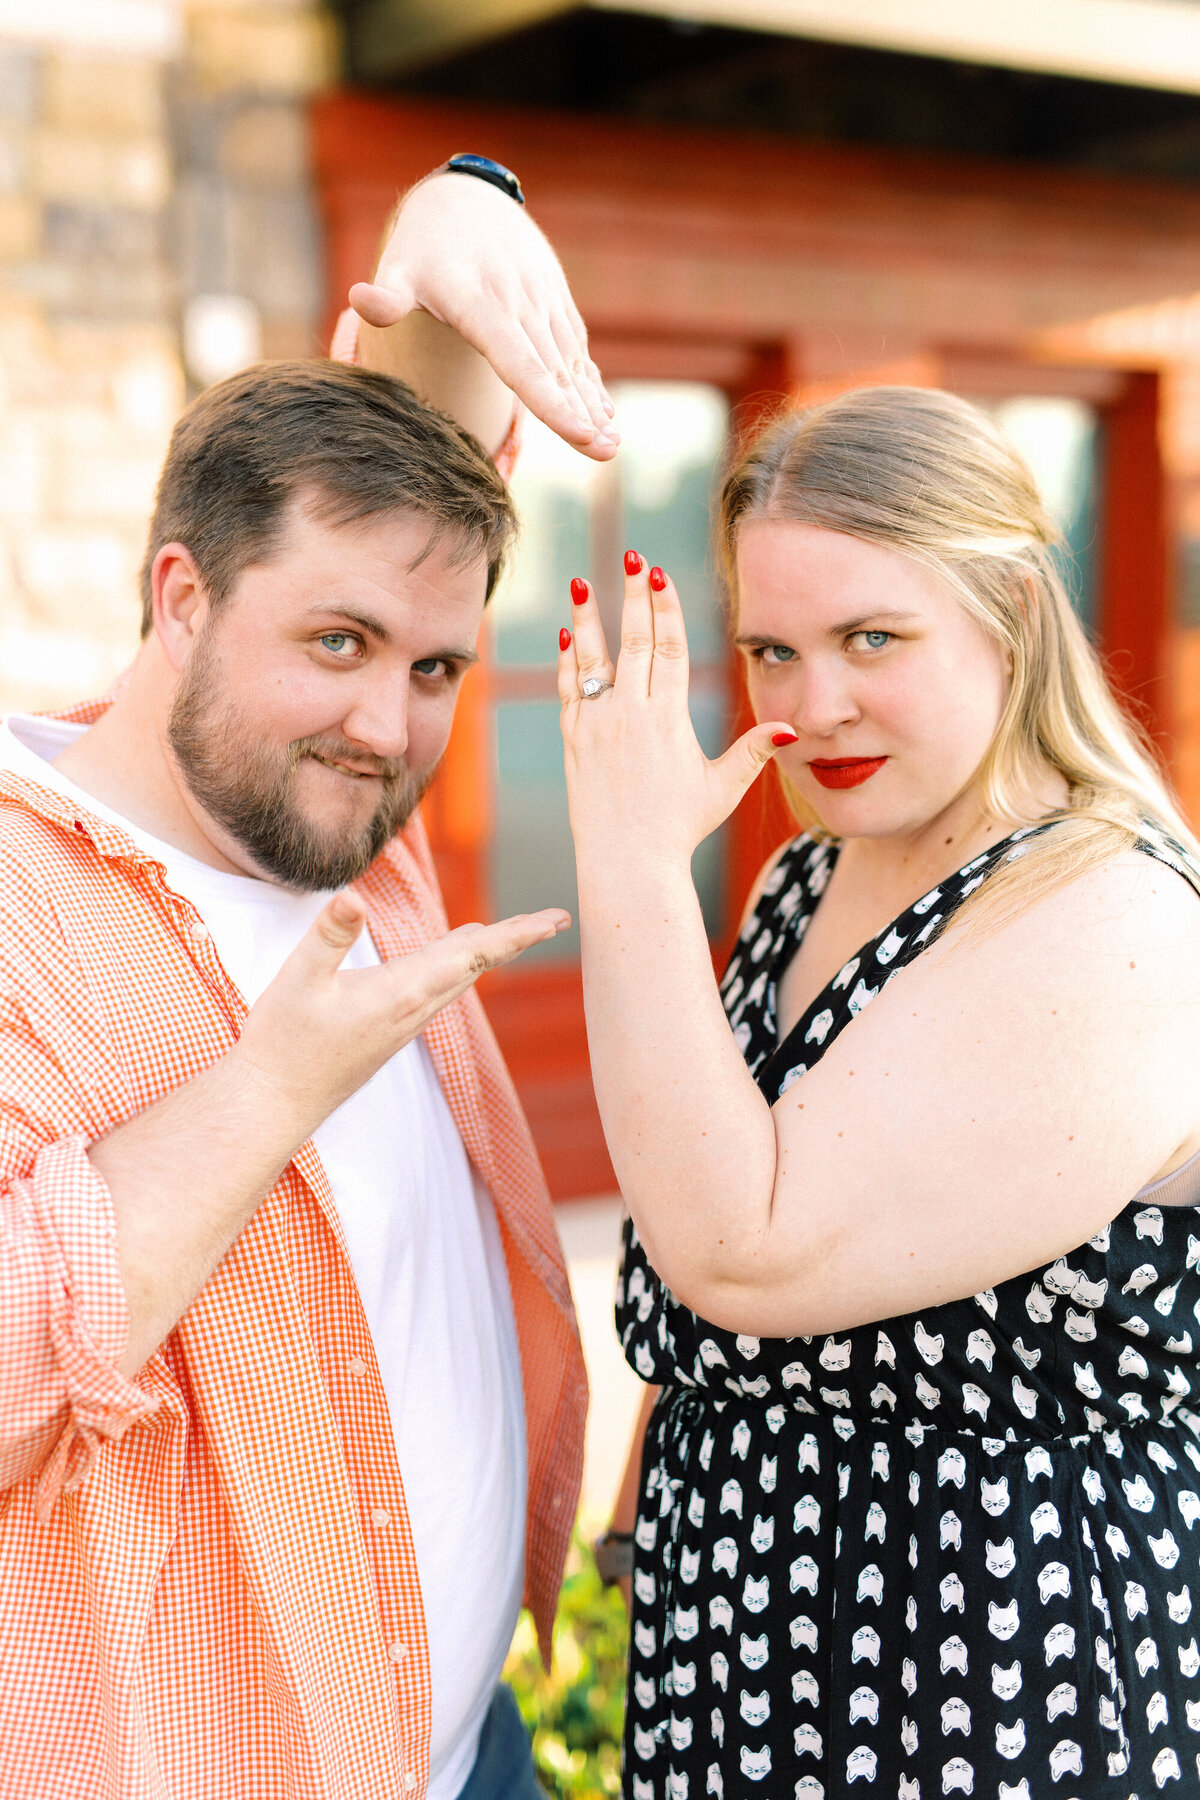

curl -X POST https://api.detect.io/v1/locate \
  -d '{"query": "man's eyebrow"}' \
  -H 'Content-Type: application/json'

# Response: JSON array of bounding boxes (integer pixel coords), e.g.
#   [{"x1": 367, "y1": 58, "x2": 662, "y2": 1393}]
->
[
  {"x1": 424, "y1": 645, "x2": 480, "y2": 668},
  {"x1": 735, "y1": 610, "x2": 921, "y2": 648},
  {"x1": 304, "y1": 606, "x2": 479, "y2": 665},
  {"x1": 306, "y1": 604, "x2": 392, "y2": 643}
]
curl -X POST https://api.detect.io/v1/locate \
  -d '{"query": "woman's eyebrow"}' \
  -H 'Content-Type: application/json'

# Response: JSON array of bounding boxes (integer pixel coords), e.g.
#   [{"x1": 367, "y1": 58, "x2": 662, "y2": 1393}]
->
[
  {"x1": 735, "y1": 610, "x2": 921, "y2": 648},
  {"x1": 826, "y1": 609, "x2": 921, "y2": 637}
]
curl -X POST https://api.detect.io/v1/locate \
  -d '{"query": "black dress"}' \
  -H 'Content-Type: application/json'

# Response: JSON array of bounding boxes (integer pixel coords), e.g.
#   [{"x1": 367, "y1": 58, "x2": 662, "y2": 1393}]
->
[{"x1": 618, "y1": 825, "x2": 1200, "y2": 1800}]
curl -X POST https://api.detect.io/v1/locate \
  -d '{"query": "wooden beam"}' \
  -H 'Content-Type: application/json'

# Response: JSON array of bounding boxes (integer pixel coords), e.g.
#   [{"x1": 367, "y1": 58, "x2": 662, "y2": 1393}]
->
[
  {"x1": 343, "y1": 0, "x2": 568, "y2": 77},
  {"x1": 1098, "y1": 371, "x2": 1173, "y2": 749},
  {"x1": 312, "y1": 92, "x2": 1200, "y2": 349}
]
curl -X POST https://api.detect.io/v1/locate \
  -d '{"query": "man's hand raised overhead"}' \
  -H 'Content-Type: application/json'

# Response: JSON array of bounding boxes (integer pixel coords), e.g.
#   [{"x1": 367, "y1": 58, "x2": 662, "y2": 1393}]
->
[{"x1": 349, "y1": 167, "x2": 619, "y2": 462}]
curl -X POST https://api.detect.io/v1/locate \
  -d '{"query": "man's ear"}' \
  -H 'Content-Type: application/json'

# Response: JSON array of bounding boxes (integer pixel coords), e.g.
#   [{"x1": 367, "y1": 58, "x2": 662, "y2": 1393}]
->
[{"x1": 152, "y1": 543, "x2": 211, "y2": 672}]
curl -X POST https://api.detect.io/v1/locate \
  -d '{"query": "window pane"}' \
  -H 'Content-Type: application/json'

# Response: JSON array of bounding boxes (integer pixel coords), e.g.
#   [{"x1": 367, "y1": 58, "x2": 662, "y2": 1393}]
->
[
  {"x1": 488, "y1": 380, "x2": 733, "y2": 948},
  {"x1": 491, "y1": 381, "x2": 731, "y2": 666},
  {"x1": 494, "y1": 695, "x2": 729, "y2": 961},
  {"x1": 984, "y1": 397, "x2": 1099, "y2": 634},
  {"x1": 493, "y1": 701, "x2": 578, "y2": 963},
  {"x1": 492, "y1": 414, "x2": 601, "y2": 668},
  {"x1": 615, "y1": 381, "x2": 730, "y2": 664}
]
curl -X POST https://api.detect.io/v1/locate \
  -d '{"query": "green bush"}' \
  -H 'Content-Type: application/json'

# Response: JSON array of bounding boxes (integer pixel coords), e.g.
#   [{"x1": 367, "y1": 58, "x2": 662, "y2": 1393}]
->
[{"x1": 504, "y1": 1536, "x2": 628, "y2": 1798}]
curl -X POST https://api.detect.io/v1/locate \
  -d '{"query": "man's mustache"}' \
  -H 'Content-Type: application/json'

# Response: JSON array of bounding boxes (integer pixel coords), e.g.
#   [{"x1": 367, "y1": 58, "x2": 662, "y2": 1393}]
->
[{"x1": 289, "y1": 736, "x2": 409, "y2": 783}]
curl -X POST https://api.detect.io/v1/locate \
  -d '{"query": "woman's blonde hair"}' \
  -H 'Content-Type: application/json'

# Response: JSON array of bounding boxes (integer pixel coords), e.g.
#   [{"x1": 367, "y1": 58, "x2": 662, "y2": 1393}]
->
[{"x1": 718, "y1": 384, "x2": 1200, "y2": 926}]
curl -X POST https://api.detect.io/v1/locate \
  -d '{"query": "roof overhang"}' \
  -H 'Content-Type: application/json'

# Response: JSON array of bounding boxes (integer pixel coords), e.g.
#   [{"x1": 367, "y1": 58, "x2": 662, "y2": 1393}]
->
[{"x1": 345, "y1": 0, "x2": 1200, "y2": 93}]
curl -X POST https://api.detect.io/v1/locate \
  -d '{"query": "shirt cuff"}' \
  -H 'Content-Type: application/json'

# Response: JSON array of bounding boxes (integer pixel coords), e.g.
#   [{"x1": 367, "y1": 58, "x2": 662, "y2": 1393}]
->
[{"x1": 3, "y1": 1136, "x2": 155, "y2": 1515}]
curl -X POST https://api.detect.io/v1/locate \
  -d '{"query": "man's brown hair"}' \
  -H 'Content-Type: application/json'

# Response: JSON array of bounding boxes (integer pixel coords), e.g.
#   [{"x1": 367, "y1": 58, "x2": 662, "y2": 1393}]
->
[{"x1": 138, "y1": 360, "x2": 515, "y2": 635}]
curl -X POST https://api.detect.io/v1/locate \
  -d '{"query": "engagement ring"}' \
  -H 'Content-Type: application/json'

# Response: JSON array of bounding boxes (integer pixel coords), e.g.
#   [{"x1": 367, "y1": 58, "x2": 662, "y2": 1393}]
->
[{"x1": 580, "y1": 677, "x2": 613, "y2": 699}]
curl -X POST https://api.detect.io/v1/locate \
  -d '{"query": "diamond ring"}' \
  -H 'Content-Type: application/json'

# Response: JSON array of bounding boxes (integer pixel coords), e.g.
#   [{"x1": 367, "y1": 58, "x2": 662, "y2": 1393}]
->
[{"x1": 580, "y1": 677, "x2": 614, "y2": 699}]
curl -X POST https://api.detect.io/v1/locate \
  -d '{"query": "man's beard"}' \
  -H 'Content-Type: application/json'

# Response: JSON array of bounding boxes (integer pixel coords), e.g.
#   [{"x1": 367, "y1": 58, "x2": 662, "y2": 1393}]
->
[{"x1": 167, "y1": 629, "x2": 433, "y2": 890}]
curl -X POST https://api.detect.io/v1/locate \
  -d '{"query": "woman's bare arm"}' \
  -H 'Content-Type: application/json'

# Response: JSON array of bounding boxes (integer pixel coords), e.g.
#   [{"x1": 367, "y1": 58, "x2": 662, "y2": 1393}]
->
[{"x1": 561, "y1": 565, "x2": 1200, "y2": 1339}]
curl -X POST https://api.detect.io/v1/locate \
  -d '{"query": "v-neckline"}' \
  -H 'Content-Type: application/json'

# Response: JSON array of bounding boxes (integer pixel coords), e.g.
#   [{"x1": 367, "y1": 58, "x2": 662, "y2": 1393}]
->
[{"x1": 758, "y1": 823, "x2": 1043, "y2": 1095}]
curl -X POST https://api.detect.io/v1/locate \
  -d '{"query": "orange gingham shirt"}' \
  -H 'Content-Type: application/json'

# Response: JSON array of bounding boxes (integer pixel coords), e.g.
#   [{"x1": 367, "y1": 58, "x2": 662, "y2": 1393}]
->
[{"x1": 0, "y1": 692, "x2": 587, "y2": 1800}]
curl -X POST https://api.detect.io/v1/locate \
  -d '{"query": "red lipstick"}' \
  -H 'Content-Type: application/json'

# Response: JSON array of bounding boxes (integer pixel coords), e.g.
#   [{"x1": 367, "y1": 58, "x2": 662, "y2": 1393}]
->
[{"x1": 809, "y1": 757, "x2": 888, "y2": 790}]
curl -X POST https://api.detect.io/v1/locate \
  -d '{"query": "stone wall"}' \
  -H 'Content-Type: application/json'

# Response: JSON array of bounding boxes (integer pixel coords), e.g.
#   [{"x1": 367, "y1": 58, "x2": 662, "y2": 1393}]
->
[{"x1": 0, "y1": 1, "x2": 338, "y2": 716}]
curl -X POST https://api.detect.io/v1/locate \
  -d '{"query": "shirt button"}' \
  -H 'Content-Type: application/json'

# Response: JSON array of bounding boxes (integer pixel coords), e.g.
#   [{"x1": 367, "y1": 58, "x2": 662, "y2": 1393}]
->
[
  {"x1": 388, "y1": 1641, "x2": 408, "y2": 1663},
  {"x1": 348, "y1": 1356, "x2": 368, "y2": 1378},
  {"x1": 403, "y1": 1774, "x2": 418, "y2": 1791},
  {"x1": 371, "y1": 1507, "x2": 391, "y2": 1528},
  {"x1": 189, "y1": 920, "x2": 210, "y2": 942}
]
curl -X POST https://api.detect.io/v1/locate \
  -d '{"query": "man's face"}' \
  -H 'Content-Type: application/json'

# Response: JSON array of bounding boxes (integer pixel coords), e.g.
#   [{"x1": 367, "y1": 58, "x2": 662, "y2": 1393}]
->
[{"x1": 167, "y1": 498, "x2": 487, "y2": 889}]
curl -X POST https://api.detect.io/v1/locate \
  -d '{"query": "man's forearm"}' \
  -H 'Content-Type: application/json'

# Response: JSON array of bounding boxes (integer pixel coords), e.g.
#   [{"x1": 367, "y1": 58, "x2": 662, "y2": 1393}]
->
[
  {"x1": 90, "y1": 1045, "x2": 310, "y2": 1379},
  {"x1": 357, "y1": 311, "x2": 516, "y2": 459}
]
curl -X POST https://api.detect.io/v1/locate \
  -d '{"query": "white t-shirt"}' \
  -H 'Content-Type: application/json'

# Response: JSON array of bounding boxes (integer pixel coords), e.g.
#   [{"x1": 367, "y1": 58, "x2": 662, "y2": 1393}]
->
[{"x1": 0, "y1": 715, "x2": 526, "y2": 1800}]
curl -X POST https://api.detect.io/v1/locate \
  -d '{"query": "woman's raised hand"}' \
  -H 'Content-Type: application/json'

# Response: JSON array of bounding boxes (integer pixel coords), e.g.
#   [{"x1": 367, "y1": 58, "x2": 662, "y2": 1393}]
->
[{"x1": 558, "y1": 551, "x2": 796, "y2": 872}]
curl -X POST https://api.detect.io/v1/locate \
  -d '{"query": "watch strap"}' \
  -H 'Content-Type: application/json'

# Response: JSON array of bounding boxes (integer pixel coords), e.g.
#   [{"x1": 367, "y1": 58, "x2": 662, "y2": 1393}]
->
[{"x1": 440, "y1": 153, "x2": 525, "y2": 207}]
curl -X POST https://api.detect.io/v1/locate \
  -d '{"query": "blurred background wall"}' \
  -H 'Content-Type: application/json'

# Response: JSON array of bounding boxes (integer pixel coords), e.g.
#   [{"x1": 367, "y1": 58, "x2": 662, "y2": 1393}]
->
[{"x1": 0, "y1": 0, "x2": 335, "y2": 714}]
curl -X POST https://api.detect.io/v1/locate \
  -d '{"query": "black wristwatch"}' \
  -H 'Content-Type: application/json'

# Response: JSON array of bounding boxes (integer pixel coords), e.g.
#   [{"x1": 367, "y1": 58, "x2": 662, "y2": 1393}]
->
[
  {"x1": 440, "y1": 153, "x2": 525, "y2": 207},
  {"x1": 593, "y1": 1529, "x2": 635, "y2": 1585}
]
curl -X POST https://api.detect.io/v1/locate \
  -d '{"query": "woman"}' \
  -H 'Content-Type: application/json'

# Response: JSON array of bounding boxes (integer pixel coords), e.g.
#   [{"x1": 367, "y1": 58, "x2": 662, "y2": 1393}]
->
[{"x1": 558, "y1": 387, "x2": 1200, "y2": 1798}]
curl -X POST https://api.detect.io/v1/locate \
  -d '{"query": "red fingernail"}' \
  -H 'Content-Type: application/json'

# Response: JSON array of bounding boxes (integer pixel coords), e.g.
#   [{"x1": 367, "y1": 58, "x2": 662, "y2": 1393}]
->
[
  {"x1": 772, "y1": 730, "x2": 799, "y2": 747},
  {"x1": 624, "y1": 549, "x2": 643, "y2": 576},
  {"x1": 559, "y1": 627, "x2": 571, "y2": 651},
  {"x1": 649, "y1": 566, "x2": 667, "y2": 591},
  {"x1": 570, "y1": 577, "x2": 589, "y2": 605}
]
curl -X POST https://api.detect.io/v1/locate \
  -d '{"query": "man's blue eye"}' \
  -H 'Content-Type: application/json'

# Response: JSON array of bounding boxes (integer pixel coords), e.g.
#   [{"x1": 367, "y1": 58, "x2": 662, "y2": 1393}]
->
[
  {"x1": 767, "y1": 645, "x2": 796, "y2": 663},
  {"x1": 413, "y1": 658, "x2": 443, "y2": 677},
  {"x1": 863, "y1": 631, "x2": 891, "y2": 649},
  {"x1": 321, "y1": 634, "x2": 351, "y2": 653}
]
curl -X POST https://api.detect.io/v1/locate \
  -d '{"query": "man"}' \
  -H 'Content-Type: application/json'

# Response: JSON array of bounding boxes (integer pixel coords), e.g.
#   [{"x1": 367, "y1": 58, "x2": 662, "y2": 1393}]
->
[{"x1": 0, "y1": 161, "x2": 611, "y2": 1799}]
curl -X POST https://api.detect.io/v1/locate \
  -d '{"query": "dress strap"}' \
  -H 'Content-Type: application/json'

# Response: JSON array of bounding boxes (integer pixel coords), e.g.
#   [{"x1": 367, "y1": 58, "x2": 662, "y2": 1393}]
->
[{"x1": 1135, "y1": 821, "x2": 1200, "y2": 901}]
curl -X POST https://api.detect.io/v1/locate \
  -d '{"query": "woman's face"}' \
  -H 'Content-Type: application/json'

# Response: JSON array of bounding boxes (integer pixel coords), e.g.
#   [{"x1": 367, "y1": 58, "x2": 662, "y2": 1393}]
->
[{"x1": 735, "y1": 519, "x2": 1012, "y2": 841}]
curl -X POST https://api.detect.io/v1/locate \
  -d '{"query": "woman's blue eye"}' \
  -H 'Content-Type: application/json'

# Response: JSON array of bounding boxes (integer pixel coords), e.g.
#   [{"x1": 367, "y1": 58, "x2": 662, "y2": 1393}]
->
[
  {"x1": 765, "y1": 644, "x2": 796, "y2": 663},
  {"x1": 860, "y1": 630, "x2": 892, "y2": 650}
]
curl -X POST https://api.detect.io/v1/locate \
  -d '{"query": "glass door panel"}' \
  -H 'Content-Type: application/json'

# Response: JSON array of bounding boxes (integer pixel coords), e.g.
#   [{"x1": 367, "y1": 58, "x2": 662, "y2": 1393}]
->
[
  {"x1": 488, "y1": 381, "x2": 732, "y2": 958},
  {"x1": 976, "y1": 396, "x2": 1100, "y2": 634}
]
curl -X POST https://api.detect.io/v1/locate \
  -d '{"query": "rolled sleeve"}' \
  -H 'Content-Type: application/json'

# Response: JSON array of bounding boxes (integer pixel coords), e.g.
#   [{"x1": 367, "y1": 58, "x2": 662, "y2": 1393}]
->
[{"x1": 0, "y1": 1134, "x2": 154, "y2": 1513}]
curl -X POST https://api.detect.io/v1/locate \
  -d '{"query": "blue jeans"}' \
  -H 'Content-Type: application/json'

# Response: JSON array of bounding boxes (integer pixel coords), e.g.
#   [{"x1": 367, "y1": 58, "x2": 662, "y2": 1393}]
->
[{"x1": 457, "y1": 1684, "x2": 546, "y2": 1800}]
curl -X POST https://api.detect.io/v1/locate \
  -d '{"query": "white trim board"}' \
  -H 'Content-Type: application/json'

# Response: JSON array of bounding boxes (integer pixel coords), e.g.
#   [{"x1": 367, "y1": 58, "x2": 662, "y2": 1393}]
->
[{"x1": 600, "y1": 0, "x2": 1200, "y2": 97}]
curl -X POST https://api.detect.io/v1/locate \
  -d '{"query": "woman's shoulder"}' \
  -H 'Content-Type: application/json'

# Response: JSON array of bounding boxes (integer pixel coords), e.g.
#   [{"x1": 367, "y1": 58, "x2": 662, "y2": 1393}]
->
[
  {"x1": 939, "y1": 833, "x2": 1200, "y2": 994},
  {"x1": 948, "y1": 814, "x2": 1200, "y2": 953},
  {"x1": 1056, "y1": 831, "x2": 1200, "y2": 934}
]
